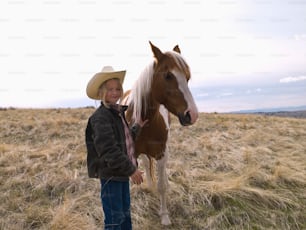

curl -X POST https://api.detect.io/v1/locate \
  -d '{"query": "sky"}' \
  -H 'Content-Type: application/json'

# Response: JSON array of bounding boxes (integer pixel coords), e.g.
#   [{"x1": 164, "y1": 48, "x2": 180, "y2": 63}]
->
[{"x1": 0, "y1": 0, "x2": 305, "y2": 112}]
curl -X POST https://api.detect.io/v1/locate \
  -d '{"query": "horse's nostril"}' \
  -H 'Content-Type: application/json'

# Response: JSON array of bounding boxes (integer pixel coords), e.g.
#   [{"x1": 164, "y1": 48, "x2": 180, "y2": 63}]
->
[
  {"x1": 185, "y1": 111, "x2": 191, "y2": 123},
  {"x1": 178, "y1": 111, "x2": 191, "y2": 126}
]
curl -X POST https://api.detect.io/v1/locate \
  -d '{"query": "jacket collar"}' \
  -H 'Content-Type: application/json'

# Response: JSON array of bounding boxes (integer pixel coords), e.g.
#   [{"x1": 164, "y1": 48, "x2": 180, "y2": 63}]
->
[{"x1": 100, "y1": 101, "x2": 128, "y2": 113}]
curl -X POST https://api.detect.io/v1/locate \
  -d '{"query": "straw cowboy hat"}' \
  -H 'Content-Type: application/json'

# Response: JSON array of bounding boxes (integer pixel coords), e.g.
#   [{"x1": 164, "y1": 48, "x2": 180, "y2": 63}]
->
[{"x1": 86, "y1": 66, "x2": 126, "y2": 99}]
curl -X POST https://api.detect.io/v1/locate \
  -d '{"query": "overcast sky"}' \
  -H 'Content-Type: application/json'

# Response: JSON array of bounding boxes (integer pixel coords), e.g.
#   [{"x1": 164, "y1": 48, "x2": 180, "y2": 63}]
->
[{"x1": 1, "y1": 0, "x2": 305, "y2": 111}]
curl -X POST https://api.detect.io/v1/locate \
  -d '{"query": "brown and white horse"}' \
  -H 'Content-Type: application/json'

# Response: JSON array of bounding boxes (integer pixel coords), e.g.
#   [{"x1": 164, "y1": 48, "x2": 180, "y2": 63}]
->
[{"x1": 123, "y1": 41, "x2": 198, "y2": 225}]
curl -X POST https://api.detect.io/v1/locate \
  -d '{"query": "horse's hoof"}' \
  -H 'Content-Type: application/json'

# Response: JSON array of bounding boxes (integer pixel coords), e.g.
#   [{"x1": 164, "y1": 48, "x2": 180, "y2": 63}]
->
[{"x1": 161, "y1": 215, "x2": 171, "y2": 225}]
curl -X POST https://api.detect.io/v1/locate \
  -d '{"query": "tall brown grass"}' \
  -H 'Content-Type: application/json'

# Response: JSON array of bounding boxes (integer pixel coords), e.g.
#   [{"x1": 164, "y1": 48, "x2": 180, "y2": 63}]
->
[{"x1": 0, "y1": 108, "x2": 305, "y2": 229}]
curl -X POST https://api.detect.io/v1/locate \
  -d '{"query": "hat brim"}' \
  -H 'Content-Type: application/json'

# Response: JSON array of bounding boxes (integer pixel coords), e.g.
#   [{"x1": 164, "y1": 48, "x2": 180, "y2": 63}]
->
[{"x1": 86, "y1": 70, "x2": 126, "y2": 99}]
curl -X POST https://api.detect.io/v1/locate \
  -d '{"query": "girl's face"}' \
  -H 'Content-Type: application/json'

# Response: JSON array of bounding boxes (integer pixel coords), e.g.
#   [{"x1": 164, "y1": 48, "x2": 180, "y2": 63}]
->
[{"x1": 104, "y1": 79, "x2": 122, "y2": 105}]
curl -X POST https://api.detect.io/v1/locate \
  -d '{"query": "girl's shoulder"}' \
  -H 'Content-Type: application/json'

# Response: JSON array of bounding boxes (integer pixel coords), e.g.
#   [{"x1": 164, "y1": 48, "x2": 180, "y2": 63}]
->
[{"x1": 89, "y1": 105, "x2": 111, "y2": 121}]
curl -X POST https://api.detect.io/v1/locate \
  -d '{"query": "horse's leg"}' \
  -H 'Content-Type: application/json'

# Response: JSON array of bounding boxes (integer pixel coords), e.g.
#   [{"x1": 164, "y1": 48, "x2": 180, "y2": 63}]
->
[
  {"x1": 140, "y1": 154, "x2": 153, "y2": 188},
  {"x1": 157, "y1": 148, "x2": 171, "y2": 225}
]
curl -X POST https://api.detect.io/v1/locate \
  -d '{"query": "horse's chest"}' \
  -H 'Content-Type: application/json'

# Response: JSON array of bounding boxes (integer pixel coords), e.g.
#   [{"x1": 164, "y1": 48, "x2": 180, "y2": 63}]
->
[{"x1": 135, "y1": 117, "x2": 169, "y2": 160}]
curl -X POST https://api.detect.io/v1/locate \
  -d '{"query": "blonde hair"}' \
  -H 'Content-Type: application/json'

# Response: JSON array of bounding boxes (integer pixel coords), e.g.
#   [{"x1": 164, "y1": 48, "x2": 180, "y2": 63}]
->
[{"x1": 98, "y1": 78, "x2": 124, "y2": 108}]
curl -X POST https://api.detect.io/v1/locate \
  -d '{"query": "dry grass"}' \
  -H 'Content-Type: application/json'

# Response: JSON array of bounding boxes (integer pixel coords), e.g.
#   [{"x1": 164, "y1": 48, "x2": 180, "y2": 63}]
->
[{"x1": 0, "y1": 108, "x2": 305, "y2": 230}]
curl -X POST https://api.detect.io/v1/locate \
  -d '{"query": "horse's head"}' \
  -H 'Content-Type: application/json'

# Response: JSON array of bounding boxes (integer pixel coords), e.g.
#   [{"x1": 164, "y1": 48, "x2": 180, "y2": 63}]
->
[{"x1": 149, "y1": 41, "x2": 198, "y2": 126}]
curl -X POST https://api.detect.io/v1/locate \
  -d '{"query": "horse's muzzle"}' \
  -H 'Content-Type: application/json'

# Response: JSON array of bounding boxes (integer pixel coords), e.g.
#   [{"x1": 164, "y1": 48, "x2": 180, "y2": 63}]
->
[{"x1": 178, "y1": 111, "x2": 192, "y2": 126}]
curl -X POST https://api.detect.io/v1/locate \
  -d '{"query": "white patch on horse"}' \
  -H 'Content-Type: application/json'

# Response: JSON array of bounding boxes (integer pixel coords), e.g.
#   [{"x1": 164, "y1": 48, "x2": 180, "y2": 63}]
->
[
  {"x1": 159, "y1": 105, "x2": 170, "y2": 130},
  {"x1": 172, "y1": 69, "x2": 198, "y2": 123},
  {"x1": 167, "y1": 51, "x2": 198, "y2": 123},
  {"x1": 157, "y1": 145, "x2": 171, "y2": 225}
]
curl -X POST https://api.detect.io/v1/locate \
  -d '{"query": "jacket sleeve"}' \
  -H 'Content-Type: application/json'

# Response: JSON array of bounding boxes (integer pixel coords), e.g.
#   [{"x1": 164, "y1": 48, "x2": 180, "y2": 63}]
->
[
  {"x1": 90, "y1": 113, "x2": 136, "y2": 177},
  {"x1": 85, "y1": 119, "x2": 99, "y2": 178}
]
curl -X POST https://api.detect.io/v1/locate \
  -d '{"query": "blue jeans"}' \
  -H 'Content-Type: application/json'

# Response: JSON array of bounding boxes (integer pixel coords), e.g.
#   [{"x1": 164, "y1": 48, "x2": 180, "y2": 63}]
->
[{"x1": 100, "y1": 179, "x2": 132, "y2": 230}]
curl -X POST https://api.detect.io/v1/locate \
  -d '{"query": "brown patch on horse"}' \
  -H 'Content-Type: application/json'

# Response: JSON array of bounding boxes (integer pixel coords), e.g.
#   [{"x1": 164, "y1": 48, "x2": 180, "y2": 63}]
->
[{"x1": 134, "y1": 111, "x2": 168, "y2": 160}]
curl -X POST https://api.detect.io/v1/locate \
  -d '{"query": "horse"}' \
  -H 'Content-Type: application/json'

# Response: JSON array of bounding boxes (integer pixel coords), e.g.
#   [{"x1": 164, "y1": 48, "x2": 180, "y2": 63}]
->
[{"x1": 122, "y1": 41, "x2": 198, "y2": 225}]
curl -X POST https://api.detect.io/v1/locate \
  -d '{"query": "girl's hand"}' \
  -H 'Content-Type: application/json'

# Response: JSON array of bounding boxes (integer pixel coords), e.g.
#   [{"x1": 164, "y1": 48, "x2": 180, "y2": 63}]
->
[{"x1": 130, "y1": 169, "x2": 144, "y2": 185}]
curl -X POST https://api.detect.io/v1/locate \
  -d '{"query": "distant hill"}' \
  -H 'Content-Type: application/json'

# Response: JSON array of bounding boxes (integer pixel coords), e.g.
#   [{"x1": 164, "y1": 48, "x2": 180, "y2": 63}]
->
[
  {"x1": 231, "y1": 105, "x2": 306, "y2": 118},
  {"x1": 255, "y1": 110, "x2": 306, "y2": 119}
]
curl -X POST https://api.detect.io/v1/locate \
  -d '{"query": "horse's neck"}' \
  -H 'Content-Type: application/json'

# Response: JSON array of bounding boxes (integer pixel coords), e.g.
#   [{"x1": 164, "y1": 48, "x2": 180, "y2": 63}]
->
[
  {"x1": 144, "y1": 92, "x2": 160, "y2": 119},
  {"x1": 125, "y1": 92, "x2": 160, "y2": 123}
]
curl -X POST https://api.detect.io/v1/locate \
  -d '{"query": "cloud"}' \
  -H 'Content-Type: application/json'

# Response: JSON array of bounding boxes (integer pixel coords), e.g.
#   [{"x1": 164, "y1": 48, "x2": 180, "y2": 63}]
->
[
  {"x1": 219, "y1": 92, "x2": 233, "y2": 97},
  {"x1": 197, "y1": 93, "x2": 209, "y2": 97},
  {"x1": 294, "y1": 34, "x2": 306, "y2": 41},
  {"x1": 246, "y1": 88, "x2": 262, "y2": 94},
  {"x1": 279, "y1": 76, "x2": 306, "y2": 83}
]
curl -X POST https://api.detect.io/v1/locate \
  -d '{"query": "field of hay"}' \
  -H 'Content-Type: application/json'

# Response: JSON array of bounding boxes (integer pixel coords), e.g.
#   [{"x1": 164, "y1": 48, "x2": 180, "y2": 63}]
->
[{"x1": 0, "y1": 108, "x2": 305, "y2": 230}]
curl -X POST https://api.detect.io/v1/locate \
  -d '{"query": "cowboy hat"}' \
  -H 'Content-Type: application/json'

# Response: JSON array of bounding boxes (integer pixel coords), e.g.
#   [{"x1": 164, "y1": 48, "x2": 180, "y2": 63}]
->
[{"x1": 86, "y1": 66, "x2": 126, "y2": 99}]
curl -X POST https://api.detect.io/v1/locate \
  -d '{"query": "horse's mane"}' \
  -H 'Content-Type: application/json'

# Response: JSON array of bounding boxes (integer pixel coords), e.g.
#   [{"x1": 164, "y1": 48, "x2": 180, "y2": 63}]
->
[{"x1": 129, "y1": 61, "x2": 155, "y2": 123}]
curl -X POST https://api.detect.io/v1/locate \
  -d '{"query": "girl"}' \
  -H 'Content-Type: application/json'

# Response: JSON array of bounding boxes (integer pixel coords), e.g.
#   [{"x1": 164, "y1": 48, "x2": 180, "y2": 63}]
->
[{"x1": 85, "y1": 66, "x2": 146, "y2": 229}]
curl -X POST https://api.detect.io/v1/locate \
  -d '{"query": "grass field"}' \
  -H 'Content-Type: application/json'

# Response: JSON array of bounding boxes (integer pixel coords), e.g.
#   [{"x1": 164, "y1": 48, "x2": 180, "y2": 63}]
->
[{"x1": 0, "y1": 108, "x2": 305, "y2": 229}]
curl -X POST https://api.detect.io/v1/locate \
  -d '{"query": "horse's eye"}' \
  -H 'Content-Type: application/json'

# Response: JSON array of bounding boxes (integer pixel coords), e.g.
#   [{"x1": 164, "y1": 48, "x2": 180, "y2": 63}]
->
[{"x1": 165, "y1": 72, "x2": 174, "y2": 80}]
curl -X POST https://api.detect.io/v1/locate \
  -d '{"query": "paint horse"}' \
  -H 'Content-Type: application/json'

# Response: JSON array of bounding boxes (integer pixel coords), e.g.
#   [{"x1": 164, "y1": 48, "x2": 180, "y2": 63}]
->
[{"x1": 123, "y1": 42, "x2": 198, "y2": 225}]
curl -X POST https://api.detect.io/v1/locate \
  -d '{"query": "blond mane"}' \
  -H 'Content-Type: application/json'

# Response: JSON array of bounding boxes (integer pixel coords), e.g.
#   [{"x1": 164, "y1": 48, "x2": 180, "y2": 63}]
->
[{"x1": 129, "y1": 61, "x2": 155, "y2": 123}]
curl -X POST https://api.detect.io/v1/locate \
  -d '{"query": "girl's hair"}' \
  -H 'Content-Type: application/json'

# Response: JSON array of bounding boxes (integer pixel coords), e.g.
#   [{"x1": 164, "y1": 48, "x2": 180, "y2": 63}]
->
[{"x1": 98, "y1": 78, "x2": 124, "y2": 108}]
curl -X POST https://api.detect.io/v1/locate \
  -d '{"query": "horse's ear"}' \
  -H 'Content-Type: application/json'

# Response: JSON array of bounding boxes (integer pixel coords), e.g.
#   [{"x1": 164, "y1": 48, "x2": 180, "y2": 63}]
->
[
  {"x1": 149, "y1": 41, "x2": 163, "y2": 61},
  {"x1": 173, "y1": 45, "x2": 181, "y2": 54}
]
